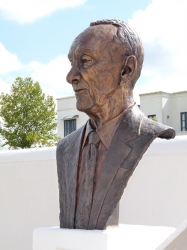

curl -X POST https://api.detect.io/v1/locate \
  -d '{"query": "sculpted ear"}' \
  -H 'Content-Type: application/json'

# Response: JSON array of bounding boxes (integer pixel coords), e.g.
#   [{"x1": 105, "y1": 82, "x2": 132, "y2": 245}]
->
[{"x1": 120, "y1": 55, "x2": 137, "y2": 88}]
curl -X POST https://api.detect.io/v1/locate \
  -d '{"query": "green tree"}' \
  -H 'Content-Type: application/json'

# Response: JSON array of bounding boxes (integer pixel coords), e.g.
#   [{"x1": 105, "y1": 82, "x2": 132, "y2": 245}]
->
[
  {"x1": 0, "y1": 77, "x2": 58, "y2": 149},
  {"x1": 150, "y1": 117, "x2": 158, "y2": 122}
]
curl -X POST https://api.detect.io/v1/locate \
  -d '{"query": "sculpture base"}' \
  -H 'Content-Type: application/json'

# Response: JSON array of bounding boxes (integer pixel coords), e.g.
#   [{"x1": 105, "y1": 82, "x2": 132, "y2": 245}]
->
[{"x1": 33, "y1": 224, "x2": 175, "y2": 250}]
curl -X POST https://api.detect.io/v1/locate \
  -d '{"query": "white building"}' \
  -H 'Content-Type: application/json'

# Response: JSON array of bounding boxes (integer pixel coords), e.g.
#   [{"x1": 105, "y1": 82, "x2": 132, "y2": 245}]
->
[
  {"x1": 57, "y1": 91, "x2": 187, "y2": 138},
  {"x1": 57, "y1": 96, "x2": 88, "y2": 138},
  {"x1": 140, "y1": 91, "x2": 187, "y2": 136}
]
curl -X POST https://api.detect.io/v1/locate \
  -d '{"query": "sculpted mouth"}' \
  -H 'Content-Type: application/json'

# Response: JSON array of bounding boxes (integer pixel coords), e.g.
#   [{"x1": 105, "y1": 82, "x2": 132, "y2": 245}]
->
[{"x1": 74, "y1": 89, "x2": 86, "y2": 93}]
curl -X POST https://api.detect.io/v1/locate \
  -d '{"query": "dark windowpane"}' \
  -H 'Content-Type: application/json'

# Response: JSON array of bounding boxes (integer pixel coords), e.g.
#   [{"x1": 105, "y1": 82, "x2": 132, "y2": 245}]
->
[
  {"x1": 181, "y1": 112, "x2": 187, "y2": 131},
  {"x1": 148, "y1": 115, "x2": 156, "y2": 119},
  {"x1": 64, "y1": 119, "x2": 76, "y2": 136}
]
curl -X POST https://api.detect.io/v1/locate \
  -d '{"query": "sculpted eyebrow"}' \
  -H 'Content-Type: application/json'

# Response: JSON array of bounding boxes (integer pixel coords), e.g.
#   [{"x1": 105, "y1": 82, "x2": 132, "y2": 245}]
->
[{"x1": 75, "y1": 48, "x2": 95, "y2": 58}]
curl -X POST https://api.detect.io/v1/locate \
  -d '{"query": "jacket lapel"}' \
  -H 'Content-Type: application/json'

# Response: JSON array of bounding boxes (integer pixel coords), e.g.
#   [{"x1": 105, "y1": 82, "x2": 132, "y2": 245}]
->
[
  {"x1": 88, "y1": 106, "x2": 143, "y2": 229},
  {"x1": 58, "y1": 125, "x2": 85, "y2": 228}
]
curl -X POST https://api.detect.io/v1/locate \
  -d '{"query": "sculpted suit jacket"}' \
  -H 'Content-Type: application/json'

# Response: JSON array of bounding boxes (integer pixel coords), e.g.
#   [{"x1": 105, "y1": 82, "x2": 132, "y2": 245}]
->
[{"x1": 57, "y1": 105, "x2": 175, "y2": 230}]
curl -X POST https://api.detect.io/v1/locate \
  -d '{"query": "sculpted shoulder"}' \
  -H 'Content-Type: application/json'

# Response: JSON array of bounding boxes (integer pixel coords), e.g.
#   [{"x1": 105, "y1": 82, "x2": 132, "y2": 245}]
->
[
  {"x1": 140, "y1": 113, "x2": 175, "y2": 139},
  {"x1": 123, "y1": 105, "x2": 175, "y2": 140}
]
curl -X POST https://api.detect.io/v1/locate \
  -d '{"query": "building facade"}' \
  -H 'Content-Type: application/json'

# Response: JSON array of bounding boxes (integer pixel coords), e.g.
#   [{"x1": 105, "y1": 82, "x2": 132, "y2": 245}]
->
[
  {"x1": 57, "y1": 96, "x2": 88, "y2": 139},
  {"x1": 140, "y1": 91, "x2": 187, "y2": 136},
  {"x1": 57, "y1": 91, "x2": 187, "y2": 138}
]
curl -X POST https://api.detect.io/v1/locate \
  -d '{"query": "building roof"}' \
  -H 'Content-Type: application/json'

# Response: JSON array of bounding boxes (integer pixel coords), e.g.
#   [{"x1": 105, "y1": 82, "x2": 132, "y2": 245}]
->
[
  {"x1": 139, "y1": 90, "x2": 187, "y2": 96},
  {"x1": 56, "y1": 95, "x2": 75, "y2": 100}
]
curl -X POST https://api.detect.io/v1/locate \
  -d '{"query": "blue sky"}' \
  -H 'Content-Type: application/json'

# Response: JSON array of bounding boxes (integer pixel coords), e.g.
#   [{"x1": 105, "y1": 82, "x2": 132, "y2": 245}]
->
[{"x1": 0, "y1": 0, "x2": 187, "y2": 103}]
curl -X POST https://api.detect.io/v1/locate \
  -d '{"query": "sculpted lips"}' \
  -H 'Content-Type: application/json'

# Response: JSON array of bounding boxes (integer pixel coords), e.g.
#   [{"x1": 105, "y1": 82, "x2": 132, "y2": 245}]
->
[
  {"x1": 73, "y1": 84, "x2": 87, "y2": 93},
  {"x1": 74, "y1": 89, "x2": 85, "y2": 92}
]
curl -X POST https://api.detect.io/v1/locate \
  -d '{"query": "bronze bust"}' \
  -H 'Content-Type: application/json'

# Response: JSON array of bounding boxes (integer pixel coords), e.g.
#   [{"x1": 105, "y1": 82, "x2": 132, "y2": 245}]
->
[{"x1": 57, "y1": 19, "x2": 175, "y2": 230}]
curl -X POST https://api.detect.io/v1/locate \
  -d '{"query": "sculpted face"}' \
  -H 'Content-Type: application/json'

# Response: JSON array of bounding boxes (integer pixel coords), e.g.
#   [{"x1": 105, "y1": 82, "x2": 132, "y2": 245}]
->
[{"x1": 66, "y1": 25, "x2": 125, "y2": 113}]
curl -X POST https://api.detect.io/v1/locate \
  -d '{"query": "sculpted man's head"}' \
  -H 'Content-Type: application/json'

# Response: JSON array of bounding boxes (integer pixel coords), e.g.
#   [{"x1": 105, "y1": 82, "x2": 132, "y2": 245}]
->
[{"x1": 66, "y1": 19, "x2": 144, "y2": 125}]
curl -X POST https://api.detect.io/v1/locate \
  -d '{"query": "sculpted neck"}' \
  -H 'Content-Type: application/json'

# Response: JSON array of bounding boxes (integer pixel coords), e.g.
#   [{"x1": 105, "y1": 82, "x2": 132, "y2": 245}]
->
[{"x1": 85, "y1": 88, "x2": 134, "y2": 129}]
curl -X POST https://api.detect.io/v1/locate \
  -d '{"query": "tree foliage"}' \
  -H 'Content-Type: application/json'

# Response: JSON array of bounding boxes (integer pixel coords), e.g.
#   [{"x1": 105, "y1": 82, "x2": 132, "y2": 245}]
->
[
  {"x1": 150, "y1": 117, "x2": 158, "y2": 122},
  {"x1": 0, "y1": 77, "x2": 58, "y2": 149}
]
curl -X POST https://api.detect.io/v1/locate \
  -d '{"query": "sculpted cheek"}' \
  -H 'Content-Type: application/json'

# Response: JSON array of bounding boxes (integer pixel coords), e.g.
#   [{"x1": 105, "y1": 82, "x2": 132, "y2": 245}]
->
[
  {"x1": 80, "y1": 65, "x2": 119, "y2": 103},
  {"x1": 81, "y1": 68, "x2": 94, "y2": 82},
  {"x1": 101, "y1": 74, "x2": 115, "y2": 94}
]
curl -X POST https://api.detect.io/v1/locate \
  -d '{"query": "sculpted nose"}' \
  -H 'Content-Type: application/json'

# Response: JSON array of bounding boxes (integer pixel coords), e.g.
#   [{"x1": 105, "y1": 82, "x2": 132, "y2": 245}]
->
[{"x1": 66, "y1": 66, "x2": 81, "y2": 85}]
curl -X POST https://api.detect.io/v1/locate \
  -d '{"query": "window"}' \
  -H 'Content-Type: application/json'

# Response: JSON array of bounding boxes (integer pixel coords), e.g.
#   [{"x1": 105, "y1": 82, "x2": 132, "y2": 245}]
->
[
  {"x1": 181, "y1": 112, "x2": 187, "y2": 131},
  {"x1": 148, "y1": 114, "x2": 157, "y2": 122},
  {"x1": 64, "y1": 119, "x2": 76, "y2": 136},
  {"x1": 148, "y1": 114, "x2": 156, "y2": 119}
]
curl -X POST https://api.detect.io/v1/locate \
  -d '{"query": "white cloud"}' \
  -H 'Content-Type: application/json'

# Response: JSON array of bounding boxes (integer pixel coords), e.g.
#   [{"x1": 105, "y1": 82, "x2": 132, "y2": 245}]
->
[
  {"x1": 0, "y1": 0, "x2": 87, "y2": 24},
  {"x1": 30, "y1": 55, "x2": 73, "y2": 98},
  {"x1": 129, "y1": 0, "x2": 187, "y2": 95},
  {"x1": 1, "y1": 0, "x2": 187, "y2": 102},
  {"x1": 0, "y1": 78, "x2": 11, "y2": 93},
  {"x1": 0, "y1": 43, "x2": 22, "y2": 74},
  {"x1": 0, "y1": 42, "x2": 73, "y2": 99}
]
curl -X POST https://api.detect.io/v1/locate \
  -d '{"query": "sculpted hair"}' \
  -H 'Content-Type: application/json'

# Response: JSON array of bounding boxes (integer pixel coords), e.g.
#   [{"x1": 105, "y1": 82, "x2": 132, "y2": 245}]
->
[{"x1": 90, "y1": 19, "x2": 144, "y2": 88}]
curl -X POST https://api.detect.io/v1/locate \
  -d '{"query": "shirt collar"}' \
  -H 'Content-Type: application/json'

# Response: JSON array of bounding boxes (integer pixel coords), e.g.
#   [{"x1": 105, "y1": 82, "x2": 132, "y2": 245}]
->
[
  {"x1": 81, "y1": 121, "x2": 93, "y2": 149},
  {"x1": 82, "y1": 103, "x2": 136, "y2": 150}
]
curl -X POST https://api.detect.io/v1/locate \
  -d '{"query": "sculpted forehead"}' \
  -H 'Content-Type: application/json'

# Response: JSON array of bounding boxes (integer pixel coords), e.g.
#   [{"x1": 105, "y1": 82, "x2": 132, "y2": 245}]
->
[{"x1": 69, "y1": 25, "x2": 118, "y2": 55}]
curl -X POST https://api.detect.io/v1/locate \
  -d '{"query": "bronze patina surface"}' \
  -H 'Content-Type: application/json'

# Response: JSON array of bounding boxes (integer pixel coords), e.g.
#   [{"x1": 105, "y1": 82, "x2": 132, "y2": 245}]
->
[{"x1": 57, "y1": 19, "x2": 175, "y2": 230}]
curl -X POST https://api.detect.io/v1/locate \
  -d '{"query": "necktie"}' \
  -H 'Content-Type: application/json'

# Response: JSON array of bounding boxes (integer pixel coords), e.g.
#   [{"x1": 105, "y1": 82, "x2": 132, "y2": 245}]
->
[
  {"x1": 84, "y1": 131, "x2": 100, "y2": 226},
  {"x1": 75, "y1": 130, "x2": 100, "y2": 229}
]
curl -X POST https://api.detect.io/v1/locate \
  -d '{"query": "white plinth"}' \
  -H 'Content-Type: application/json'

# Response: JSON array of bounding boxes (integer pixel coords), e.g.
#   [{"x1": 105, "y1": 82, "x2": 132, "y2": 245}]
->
[
  {"x1": 33, "y1": 224, "x2": 175, "y2": 250},
  {"x1": 156, "y1": 219, "x2": 187, "y2": 250}
]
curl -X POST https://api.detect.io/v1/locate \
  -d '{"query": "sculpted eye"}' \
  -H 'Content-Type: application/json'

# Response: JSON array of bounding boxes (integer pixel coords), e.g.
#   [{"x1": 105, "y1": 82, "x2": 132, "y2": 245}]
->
[
  {"x1": 69, "y1": 59, "x2": 73, "y2": 66},
  {"x1": 81, "y1": 55, "x2": 93, "y2": 68}
]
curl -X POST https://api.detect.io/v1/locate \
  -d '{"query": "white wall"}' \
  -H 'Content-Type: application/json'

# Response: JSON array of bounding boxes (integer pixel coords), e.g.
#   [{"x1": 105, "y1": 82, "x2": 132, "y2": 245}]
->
[
  {"x1": 0, "y1": 148, "x2": 59, "y2": 250},
  {"x1": 0, "y1": 136, "x2": 187, "y2": 250},
  {"x1": 120, "y1": 136, "x2": 187, "y2": 227},
  {"x1": 162, "y1": 94, "x2": 172, "y2": 126},
  {"x1": 139, "y1": 92, "x2": 163, "y2": 122},
  {"x1": 171, "y1": 91, "x2": 187, "y2": 135}
]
